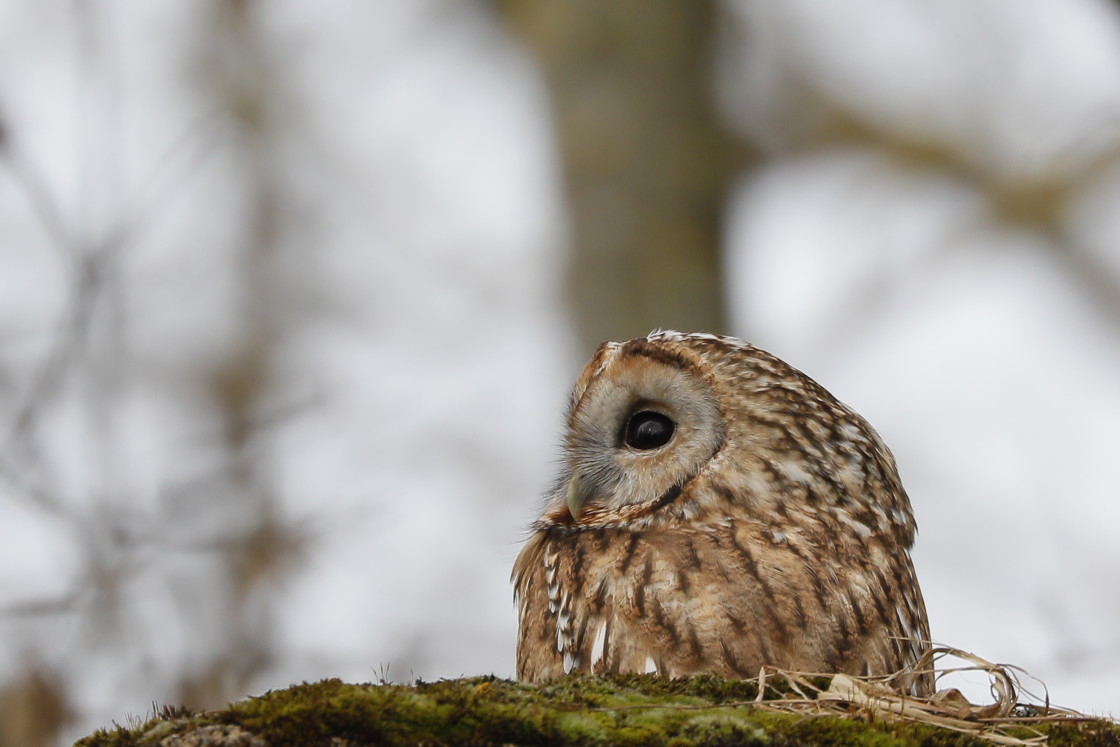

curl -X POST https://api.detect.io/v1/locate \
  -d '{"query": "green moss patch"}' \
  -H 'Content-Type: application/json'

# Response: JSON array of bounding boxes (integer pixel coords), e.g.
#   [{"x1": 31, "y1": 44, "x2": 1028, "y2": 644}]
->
[{"x1": 75, "y1": 674, "x2": 1119, "y2": 747}]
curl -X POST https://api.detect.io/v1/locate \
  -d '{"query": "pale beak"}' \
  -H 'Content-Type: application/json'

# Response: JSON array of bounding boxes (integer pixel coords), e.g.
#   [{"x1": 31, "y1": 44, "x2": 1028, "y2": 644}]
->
[{"x1": 565, "y1": 469, "x2": 593, "y2": 522}]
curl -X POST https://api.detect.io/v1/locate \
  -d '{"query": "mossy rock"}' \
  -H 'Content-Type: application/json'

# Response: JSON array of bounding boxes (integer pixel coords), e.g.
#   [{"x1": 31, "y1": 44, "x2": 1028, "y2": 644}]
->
[{"x1": 75, "y1": 674, "x2": 1119, "y2": 747}]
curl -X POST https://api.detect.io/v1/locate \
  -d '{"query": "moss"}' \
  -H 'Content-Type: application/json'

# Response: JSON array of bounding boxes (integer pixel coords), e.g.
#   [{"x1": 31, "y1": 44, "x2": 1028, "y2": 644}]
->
[{"x1": 74, "y1": 674, "x2": 1120, "y2": 747}]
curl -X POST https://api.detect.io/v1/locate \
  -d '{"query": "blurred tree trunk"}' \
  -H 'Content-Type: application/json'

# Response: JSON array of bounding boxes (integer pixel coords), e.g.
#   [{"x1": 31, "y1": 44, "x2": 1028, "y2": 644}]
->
[{"x1": 501, "y1": 0, "x2": 749, "y2": 352}]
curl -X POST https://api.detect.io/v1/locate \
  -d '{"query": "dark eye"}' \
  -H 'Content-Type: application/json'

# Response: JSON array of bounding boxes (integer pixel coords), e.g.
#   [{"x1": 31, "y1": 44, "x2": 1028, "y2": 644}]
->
[{"x1": 623, "y1": 411, "x2": 675, "y2": 450}]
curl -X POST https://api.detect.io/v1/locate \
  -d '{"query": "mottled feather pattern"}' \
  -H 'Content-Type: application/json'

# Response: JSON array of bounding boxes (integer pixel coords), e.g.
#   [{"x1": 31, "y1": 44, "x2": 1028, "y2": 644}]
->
[{"x1": 513, "y1": 331, "x2": 932, "y2": 694}]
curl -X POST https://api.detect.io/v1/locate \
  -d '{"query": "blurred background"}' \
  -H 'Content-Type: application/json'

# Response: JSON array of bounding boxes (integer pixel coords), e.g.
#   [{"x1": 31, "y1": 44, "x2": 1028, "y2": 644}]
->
[{"x1": 1, "y1": 1, "x2": 1119, "y2": 743}]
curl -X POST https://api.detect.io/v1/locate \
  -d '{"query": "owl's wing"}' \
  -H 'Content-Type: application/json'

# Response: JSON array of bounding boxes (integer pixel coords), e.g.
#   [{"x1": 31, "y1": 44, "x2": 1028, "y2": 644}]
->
[{"x1": 512, "y1": 532, "x2": 565, "y2": 681}]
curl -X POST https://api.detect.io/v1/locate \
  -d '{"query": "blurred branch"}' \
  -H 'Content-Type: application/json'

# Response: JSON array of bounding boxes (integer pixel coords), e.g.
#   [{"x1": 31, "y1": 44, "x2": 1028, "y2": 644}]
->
[
  {"x1": 840, "y1": 127, "x2": 1120, "y2": 336},
  {"x1": 0, "y1": 103, "x2": 219, "y2": 515},
  {"x1": 98, "y1": 112, "x2": 222, "y2": 265},
  {"x1": 0, "y1": 157, "x2": 210, "y2": 518},
  {"x1": 0, "y1": 593, "x2": 79, "y2": 618},
  {"x1": 2, "y1": 255, "x2": 102, "y2": 455},
  {"x1": 1055, "y1": 237, "x2": 1120, "y2": 330},
  {"x1": 0, "y1": 116, "x2": 78, "y2": 259}
]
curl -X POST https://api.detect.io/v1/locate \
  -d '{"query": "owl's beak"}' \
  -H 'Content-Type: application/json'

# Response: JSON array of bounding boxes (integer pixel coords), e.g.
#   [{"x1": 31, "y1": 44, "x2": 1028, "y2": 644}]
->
[{"x1": 565, "y1": 470, "x2": 593, "y2": 522}]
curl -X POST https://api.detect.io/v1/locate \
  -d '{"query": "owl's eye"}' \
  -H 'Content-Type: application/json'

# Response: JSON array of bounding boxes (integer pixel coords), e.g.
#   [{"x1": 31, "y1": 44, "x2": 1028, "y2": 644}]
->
[{"x1": 623, "y1": 411, "x2": 675, "y2": 450}]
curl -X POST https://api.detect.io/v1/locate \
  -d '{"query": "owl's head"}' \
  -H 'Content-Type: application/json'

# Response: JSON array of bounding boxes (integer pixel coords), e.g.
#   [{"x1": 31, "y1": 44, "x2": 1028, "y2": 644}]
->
[
  {"x1": 552, "y1": 332, "x2": 724, "y2": 526},
  {"x1": 541, "y1": 330, "x2": 912, "y2": 538}
]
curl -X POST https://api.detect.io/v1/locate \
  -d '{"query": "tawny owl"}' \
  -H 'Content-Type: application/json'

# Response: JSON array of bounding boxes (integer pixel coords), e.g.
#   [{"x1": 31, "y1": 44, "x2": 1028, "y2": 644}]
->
[{"x1": 513, "y1": 331, "x2": 931, "y2": 694}]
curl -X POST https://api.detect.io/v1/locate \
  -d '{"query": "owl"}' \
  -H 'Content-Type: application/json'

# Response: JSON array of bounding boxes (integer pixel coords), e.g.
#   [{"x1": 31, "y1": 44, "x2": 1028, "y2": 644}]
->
[{"x1": 513, "y1": 331, "x2": 931, "y2": 694}]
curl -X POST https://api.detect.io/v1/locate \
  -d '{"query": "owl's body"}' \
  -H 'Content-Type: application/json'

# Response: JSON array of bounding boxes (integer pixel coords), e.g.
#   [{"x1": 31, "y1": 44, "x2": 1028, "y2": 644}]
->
[{"x1": 513, "y1": 331, "x2": 931, "y2": 693}]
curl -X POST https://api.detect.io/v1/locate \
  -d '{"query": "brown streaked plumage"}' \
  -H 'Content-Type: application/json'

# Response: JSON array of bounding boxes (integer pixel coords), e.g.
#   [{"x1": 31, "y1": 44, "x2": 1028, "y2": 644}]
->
[{"x1": 512, "y1": 331, "x2": 931, "y2": 694}]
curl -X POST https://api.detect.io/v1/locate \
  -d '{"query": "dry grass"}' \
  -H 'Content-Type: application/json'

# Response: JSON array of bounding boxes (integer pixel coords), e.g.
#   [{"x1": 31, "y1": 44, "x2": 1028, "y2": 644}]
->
[{"x1": 738, "y1": 646, "x2": 1106, "y2": 746}]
